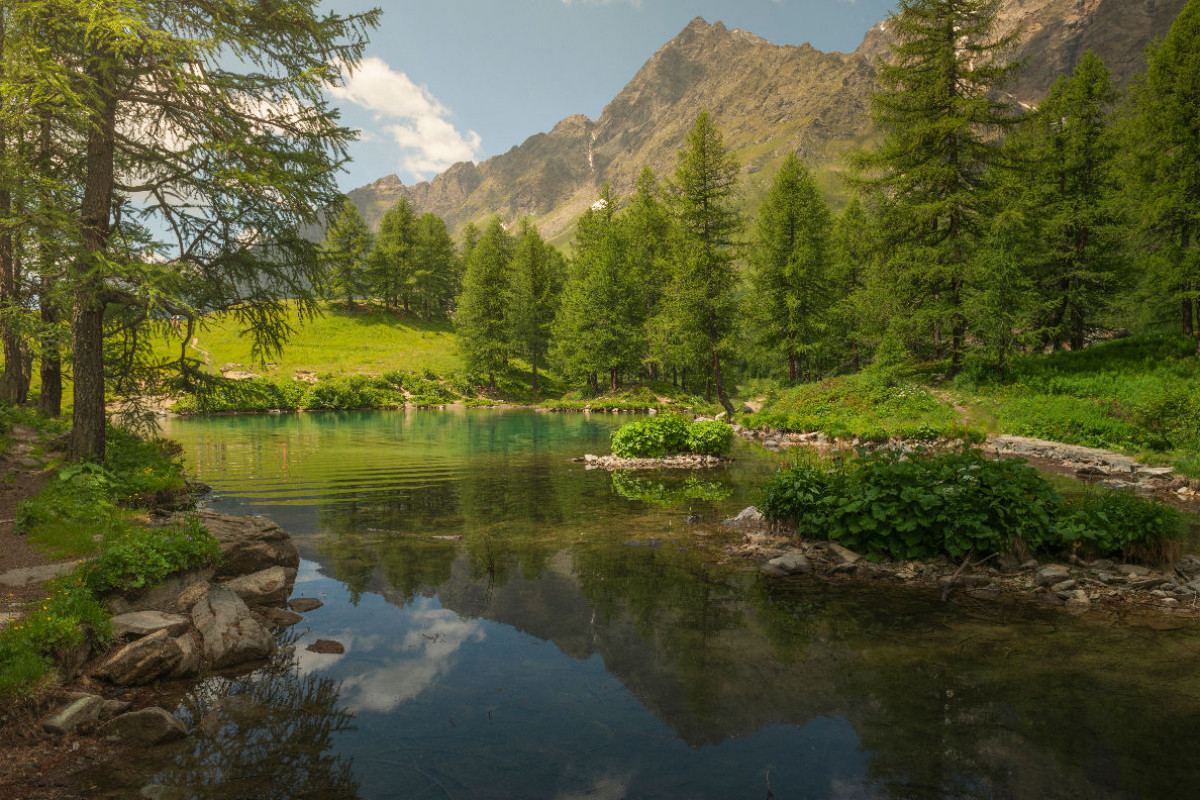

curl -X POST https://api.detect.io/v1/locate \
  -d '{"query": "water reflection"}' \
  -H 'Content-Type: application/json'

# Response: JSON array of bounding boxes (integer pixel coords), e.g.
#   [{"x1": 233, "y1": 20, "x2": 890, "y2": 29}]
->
[{"x1": 154, "y1": 410, "x2": 1200, "y2": 800}]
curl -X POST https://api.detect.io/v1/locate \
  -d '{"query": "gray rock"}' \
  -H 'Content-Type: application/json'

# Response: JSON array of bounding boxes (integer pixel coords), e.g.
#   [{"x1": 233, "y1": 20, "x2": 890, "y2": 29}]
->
[
  {"x1": 766, "y1": 551, "x2": 812, "y2": 576},
  {"x1": 759, "y1": 563, "x2": 789, "y2": 578},
  {"x1": 1065, "y1": 589, "x2": 1091, "y2": 608},
  {"x1": 1050, "y1": 579, "x2": 1077, "y2": 593},
  {"x1": 1186, "y1": 579, "x2": 1200, "y2": 593},
  {"x1": 192, "y1": 585, "x2": 276, "y2": 669},
  {"x1": 723, "y1": 506, "x2": 765, "y2": 529},
  {"x1": 826, "y1": 542, "x2": 862, "y2": 565},
  {"x1": 179, "y1": 511, "x2": 299, "y2": 578},
  {"x1": 111, "y1": 611, "x2": 192, "y2": 639},
  {"x1": 1036, "y1": 565, "x2": 1071, "y2": 587},
  {"x1": 288, "y1": 597, "x2": 323, "y2": 613},
  {"x1": 171, "y1": 633, "x2": 202, "y2": 678},
  {"x1": 95, "y1": 629, "x2": 184, "y2": 685},
  {"x1": 100, "y1": 699, "x2": 132, "y2": 719},
  {"x1": 0, "y1": 560, "x2": 91, "y2": 588},
  {"x1": 1161, "y1": 597, "x2": 1181, "y2": 608},
  {"x1": 1117, "y1": 564, "x2": 1151, "y2": 578},
  {"x1": 101, "y1": 707, "x2": 187, "y2": 746},
  {"x1": 222, "y1": 566, "x2": 296, "y2": 607},
  {"x1": 107, "y1": 568, "x2": 216, "y2": 616},
  {"x1": 43, "y1": 695, "x2": 105, "y2": 734},
  {"x1": 253, "y1": 607, "x2": 304, "y2": 629}
]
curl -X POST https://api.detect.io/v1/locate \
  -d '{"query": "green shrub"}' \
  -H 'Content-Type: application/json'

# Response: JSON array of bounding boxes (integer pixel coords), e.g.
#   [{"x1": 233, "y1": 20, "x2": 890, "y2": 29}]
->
[
  {"x1": 0, "y1": 581, "x2": 111, "y2": 697},
  {"x1": 174, "y1": 378, "x2": 305, "y2": 413},
  {"x1": 763, "y1": 449, "x2": 1063, "y2": 561},
  {"x1": 686, "y1": 421, "x2": 735, "y2": 455},
  {"x1": 1057, "y1": 490, "x2": 1186, "y2": 557},
  {"x1": 302, "y1": 374, "x2": 394, "y2": 410},
  {"x1": 104, "y1": 427, "x2": 187, "y2": 504},
  {"x1": 83, "y1": 517, "x2": 222, "y2": 595},
  {"x1": 611, "y1": 414, "x2": 691, "y2": 458}
]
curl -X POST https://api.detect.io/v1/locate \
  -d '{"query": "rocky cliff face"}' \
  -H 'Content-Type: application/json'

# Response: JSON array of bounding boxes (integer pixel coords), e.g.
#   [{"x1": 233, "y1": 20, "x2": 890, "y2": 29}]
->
[{"x1": 347, "y1": 0, "x2": 1186, "y2": 241}]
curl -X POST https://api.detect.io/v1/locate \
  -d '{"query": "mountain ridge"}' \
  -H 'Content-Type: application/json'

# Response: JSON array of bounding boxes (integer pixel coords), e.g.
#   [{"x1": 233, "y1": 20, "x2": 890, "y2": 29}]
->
[{"x1": 346, "y1": 0, "x2": 1186, "y2": 242}]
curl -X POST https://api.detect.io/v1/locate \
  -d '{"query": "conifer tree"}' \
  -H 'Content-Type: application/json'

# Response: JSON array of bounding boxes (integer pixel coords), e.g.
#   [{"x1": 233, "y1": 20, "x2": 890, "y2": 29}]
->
[
  {"x1": 828, "y1": 198, "x2": 875, "y2": 371},
  {"x1": 456, "y1": 218, "x2": 511, "y2": 390},
  {"x1": 1012, "y1": 50, "x2": 1122, "y2": 350},
  {"x1": 411, "y1": 212, "x2": 459, "y2": 318},
  {"x1": 748, "y1": 154, "x2": 832, "y2": 381},
  {"x1": 1124, "y1": 0, "x2": 1200, "y2": 352},
  {"x1": 370, "y1": 198, "x2": 417, "y2": 313},
  {"x1": 552, "y1": 187, "x2": 645, "y2": 392},
  {"x1": 856, "y1": 0, "x2": 1018, "y2": 374},
  {"x1": 508, "y1": 219, "x2": 563, "y2": 394},
  {"x1": 663, "y1": 111, "x2": 741, "y2": 414},
  {"x1": 321, "y1": 200, "x2": 372, "y2": 307}
]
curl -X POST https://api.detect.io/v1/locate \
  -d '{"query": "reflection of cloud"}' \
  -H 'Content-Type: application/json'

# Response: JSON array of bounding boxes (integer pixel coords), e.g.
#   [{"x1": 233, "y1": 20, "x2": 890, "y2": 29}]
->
[
  {"x1": 555, "y1": 774, "x2": 632, "y2": 799},
  {"x1": 333, "y1": 600, "x2": 485, "y2": 714}
]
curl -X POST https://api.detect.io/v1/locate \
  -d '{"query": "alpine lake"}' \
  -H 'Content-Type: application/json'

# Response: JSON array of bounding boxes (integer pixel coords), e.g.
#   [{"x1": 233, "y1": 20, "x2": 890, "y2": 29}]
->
[{"x1": 80, "y1": 409, "x2": 1200, "y2": 799}]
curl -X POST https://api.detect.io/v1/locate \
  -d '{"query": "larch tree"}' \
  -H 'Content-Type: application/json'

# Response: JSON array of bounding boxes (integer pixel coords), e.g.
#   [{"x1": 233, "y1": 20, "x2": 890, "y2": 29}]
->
[
  {"x1": 748, "y1": 153, "x2": 832, "y2": 381},
  {"x1": 321, "y1": 199, "x2": 372, "y2": 307},
  {"x1": 456, "y1": 218, "x2": 511, "y2": 390},
  {"x1": 370, "y1": 198, "x2": 417, "y2": 313},
  {"x1": 1124, "y1": 0, "x2": 1200, "y2": 353},
  {"x1": 5, "y1": 0, "x2": 380, "y2": 460},
  {"x1": 410, "y1": 212, "x2": 459, "y2": 318},
  {"x1": 855, "y1": 0, "x2": 1019, "y2": 374},
  {"x1": 1014, "y1": 50, "x2": 1122, "y2": 351},
  {"x1": 508, "y1": 219, "x2": 563, "y2": 395},
  {"x1": 664, "y1": 111, "x2": 741, "y2": 415}
]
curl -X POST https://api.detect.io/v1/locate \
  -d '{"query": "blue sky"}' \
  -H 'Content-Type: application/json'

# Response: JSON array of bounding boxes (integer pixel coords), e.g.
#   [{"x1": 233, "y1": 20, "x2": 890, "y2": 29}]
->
[{"x1": 324, "y1": 0, "x2": 896, "y2": 192}]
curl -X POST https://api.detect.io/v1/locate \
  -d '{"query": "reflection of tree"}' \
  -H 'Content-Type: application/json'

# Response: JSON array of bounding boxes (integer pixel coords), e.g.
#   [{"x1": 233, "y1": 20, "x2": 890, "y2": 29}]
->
[
  {"x1": 149, "y1": 632, "x2": 360, "y2": 799},
  {"x1": 609, "y1": 469, "x2": 733, "y2": 509}
]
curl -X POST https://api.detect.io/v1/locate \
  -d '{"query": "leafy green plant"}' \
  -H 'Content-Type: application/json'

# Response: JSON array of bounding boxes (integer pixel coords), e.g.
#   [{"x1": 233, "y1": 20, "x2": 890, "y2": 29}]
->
[
  {"x1": 611, "y1": 414, "x2": 691, "y2": 458},
  {"x1": 1057, "y1": 490, "x2": 1186, "y2": 558},
  {"x1": 0, "y1": 580, "x2": 111, "y2": 697},
  {"x1": 685, "y1": 421, "x2": 735, "y2": 455},
  {"x1": 302, "y1": 374, "x2": 397, "y2": 410},
  {"x1": 82, "y1": 517, "x2": 221, "y2": 595}
]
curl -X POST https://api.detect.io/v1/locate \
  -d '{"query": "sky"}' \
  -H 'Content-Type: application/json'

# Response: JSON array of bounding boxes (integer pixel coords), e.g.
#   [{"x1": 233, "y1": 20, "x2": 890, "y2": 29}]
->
[{"x1": 322, "y1": 0, "x2": 897, "y2": 192}]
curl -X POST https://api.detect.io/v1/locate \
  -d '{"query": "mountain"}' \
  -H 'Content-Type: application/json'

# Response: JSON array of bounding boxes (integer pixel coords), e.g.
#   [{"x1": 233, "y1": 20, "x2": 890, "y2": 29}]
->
[{"x1": 346, "y1": 0, "x2": 1186, "y2": 243}]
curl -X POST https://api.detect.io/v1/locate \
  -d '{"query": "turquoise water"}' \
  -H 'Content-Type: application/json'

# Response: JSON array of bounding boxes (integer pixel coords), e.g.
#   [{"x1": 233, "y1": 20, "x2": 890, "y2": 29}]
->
[{"x1": 85, "y1": 410, "x2": 1200, "y2": 799}]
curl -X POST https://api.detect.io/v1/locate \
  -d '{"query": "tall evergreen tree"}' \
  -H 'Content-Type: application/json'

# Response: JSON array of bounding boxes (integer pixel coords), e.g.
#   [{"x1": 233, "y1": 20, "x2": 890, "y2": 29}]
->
[
  {"x1": 748, "y1": 154, "x2": 832, "y2": 381},
  {"x1": 855, "y1": 0, "x2": 1019, "y2": 374},
  {"x1": 553, "y1": 187, "x2": 646, "y2": 392},
  {"x1": 1013, "y1": 50, "x2": 1122, "y2": 350},
  {"x1": 828, "y1": 197, "x2": 875, "y2": 371},
  {"x1": 663, "y1": 111, "x2": 741, "y2": 415},
  {"x1": 369, "y1": 198, "x2": 417, "y2": 313},
  {"x1": 456, "y1": 218, "x2": 511, "y2": 390},
  {"x1": 1124, "y1": 0, "x2": 1200, "y2": 352},
  {"x1": 321, "y1": 200, "x2": 372, "y2": 307},
  {"x1": 508, "y1": 219, "x2": 563, "y2": 395},
  {"x1": 411, "y1": 212, "x2": 460, "y2": 318}
]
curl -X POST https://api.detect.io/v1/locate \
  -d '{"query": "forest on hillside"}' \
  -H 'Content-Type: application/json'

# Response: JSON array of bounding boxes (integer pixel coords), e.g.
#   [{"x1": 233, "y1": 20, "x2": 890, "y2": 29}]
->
[{"x1": 320, "y1": 0, "x2": 1200, "y2": 419}]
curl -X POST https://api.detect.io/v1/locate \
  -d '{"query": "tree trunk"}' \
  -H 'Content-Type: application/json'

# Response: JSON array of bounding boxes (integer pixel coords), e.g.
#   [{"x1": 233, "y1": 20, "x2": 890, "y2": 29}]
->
[
  {"x1": 488, "y1": 371, "x2": 496, "y2": 391},
  {"x1": 712, "y1": 349, "x2": 735, "y2": 417},
  {"x1": 610, "y1": 367, "x2": 618, "y2": 393},
  {"x1": 37, "y1": 118, "x2": 61, "y2": 418},
  {"x1": 1183, "y1": 295, "x2": 1194, "y2": 337},
  {"x1": 70, "y1": 69, "x2": 118, "y2": 461},
  {"x1": 788, "y1": 352, "x2": 797, "y2": 382},
  {"x1": 531, "y1": 354, "x2": 538, "y2": 395},
  {"x1": 949, "y1": 314, "x2": 966, "y2": 377},
  {"x1": 0, "y1": 63, "x2": 23, "y2": 405}
]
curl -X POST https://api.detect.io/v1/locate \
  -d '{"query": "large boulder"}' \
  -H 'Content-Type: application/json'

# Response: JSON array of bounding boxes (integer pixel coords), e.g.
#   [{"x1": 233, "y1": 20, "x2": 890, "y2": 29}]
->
[
  {"x1": 192, "y1": 585, "x2": 276, "y2": 669},
  {"x1": 183, "y1": 512, "x2": 299, "y2": 578},
  {"x1": 94, "y1": 630, "x2": 184, "y2": 686},
  {"x1": 100, "y1": 707, "x2": 187, "y2": 746},
  {"x1": 111, "y1": 611, "x2": 192, "y2": 639},
  {"x1": 107, "y1": 567, "x2": 215, "y2": 616},
  {"x1": 223, "y1": 566, "x2": 297, "y2": 607}
]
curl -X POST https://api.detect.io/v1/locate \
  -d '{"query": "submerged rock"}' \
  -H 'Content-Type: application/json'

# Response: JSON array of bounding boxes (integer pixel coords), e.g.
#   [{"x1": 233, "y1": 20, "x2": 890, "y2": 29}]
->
[
  {"x1": 101, "y1": 707, "x2": 187, "y2": 746},
  {"x1": 723, "y1": 507, "x2": 765, "y2": 530},
  {"x1": 43, "y1": 695, "x2": 106, "y2": 735},
  {"x1": 764, "y1": 551, "x2": 812, "y2": 576}
]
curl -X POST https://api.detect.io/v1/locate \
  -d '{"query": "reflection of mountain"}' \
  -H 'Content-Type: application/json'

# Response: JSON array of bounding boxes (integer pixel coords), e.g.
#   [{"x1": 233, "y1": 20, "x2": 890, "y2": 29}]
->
[{"x1": 312, "y1": 532, "x2": 1200, "y2": 799}]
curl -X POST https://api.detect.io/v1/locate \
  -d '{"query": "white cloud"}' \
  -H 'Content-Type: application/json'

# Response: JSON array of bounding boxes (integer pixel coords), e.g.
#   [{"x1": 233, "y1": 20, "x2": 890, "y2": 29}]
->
[{"x1": 328, "y1": 57, "x2": 482, "y2": 181}]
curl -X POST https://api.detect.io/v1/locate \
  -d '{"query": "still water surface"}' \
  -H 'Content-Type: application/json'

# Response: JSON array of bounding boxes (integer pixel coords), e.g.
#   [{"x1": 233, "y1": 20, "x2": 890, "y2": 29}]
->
[{"x1": 89, "y1": 410, "x2": 1200, "y2": 799}]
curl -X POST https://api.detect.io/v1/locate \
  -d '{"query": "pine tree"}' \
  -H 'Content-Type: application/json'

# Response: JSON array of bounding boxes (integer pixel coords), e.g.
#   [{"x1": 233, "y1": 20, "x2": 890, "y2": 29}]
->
[
  {"x1": 663, "y1": 111, "x2": 741, "y2": 414},
  {"x1": 1124, "y1": 0, "x2": 1200, "y2": 353},
  {"x1": 748, "y1": 154, "x2": 832, "y2": 381},
  {"x1": 321, "y1": 200, "x2": 372, "y2": 307},
  {"x1": 856, "y1": 0, "x2": 1019, "y2": 374},
  {"x1": 370, "y1": 198, "x2": 417, "y2": 313},
  {"x1": 456, "y1": 218, "x2": 511, "y2": 390},
  {"x1": 508, "y1": 219, "x2": 563, "y2": 395},
  {"x1": 1013, "y1": 50, "x2": 1122, "y2": 350},
  {"x1": 411, "y1": 212, "x2": 459, "y2": 318},
  {"x1": 829, "y1": 198, "x2": 876, "y2": 371},
  {"x1": 552, "y1": 187, "x2": 646, "y2": 392}
]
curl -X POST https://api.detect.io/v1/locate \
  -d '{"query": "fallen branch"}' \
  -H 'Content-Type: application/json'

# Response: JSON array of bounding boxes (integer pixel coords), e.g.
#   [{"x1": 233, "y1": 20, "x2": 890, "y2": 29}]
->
[{"x1": 941, "y1": 549, "x2": 976, "y2": 603}]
